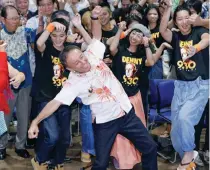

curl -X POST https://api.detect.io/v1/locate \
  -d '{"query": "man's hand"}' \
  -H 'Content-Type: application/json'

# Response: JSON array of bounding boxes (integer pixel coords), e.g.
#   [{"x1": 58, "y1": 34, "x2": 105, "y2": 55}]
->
[
  {"x1": 0, "y1": 40, "x2": 7, "y2": 52},
  {"x1": 118, "y1": 21, "x2": 127, "y2": 31},
  {"x1": 28, "y1": 121, "x2": 39, "y2": 139},
  {"x1": 91, "y1": 6, "x2": 102, "y2": 18},
  {"x1": 72, "y1": 14, "x2": 82, "y2": 28},
  {"x1": 188, "y1": 14, "x2": 202, "y2": 27},
  {"x1": 10, "y1": 72, "x2": 25, "y2": 89}
]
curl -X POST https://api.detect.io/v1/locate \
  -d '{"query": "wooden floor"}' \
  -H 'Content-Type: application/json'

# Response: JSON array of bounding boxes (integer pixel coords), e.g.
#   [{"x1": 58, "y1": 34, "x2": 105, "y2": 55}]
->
[
  {"x1": 0, "y1": 138, "x2": 209, "y2": 170},
  {"x1": 0, "y1": 126, "x2": 209, "y2": 170}
]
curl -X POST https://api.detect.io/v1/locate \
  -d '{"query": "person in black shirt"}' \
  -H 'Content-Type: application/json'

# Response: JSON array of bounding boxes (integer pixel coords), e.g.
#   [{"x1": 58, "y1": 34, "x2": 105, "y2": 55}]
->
[
  {"x1": 129, "y1": 3, "x2": 144, "y2": 20},
  {"x1": 99, "y1": 3, "x2": 118, "y2": 66},
  {"x1": 144, "y1": 4, "x2": 164, "y2": 48},
  {"x1": 160, "y1": 1, "x2": 209, "y2": 169},
  {"x1": 99, "y1": 3, "x2": 118, "y2": 41},
  {"x1": 144, "y1": 4, "x2": 168, "y2": 79},
  {"x1": 112, "y1": 0, "x2": 131, "y2": 23},
  {"x1": 185, "y1": 0, "x2": 210, "y2": 165},
  {"x1": 31, "y1": 18, "x2": 72, "y2": 170}
]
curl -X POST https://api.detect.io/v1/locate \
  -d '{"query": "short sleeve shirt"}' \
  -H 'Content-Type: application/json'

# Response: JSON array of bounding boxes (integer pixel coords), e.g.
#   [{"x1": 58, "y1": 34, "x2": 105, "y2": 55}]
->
[
  {"x1": 171, "y1": 27, "x2": 209, "y2": 81},
  {"x1": 55, "y1": 39, "x2": 132, "y2": 123},
  {"x1": 112, "y1": 45, "x2": 146, "y2": 97}
]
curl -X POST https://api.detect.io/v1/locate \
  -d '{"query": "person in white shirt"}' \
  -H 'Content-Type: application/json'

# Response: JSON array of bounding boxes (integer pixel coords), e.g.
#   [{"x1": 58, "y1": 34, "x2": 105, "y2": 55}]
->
[
  {"x1": 64, "y1": 0, "x2": 89, "y2": 19},
  {"x1": 28, "y1": 6, "x2": 157, "y2": 170}
]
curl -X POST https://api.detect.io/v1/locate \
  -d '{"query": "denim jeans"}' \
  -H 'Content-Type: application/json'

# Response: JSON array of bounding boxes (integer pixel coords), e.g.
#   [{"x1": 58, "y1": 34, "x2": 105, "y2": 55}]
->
[
  {"x1": 80, "y1": 105, "x2": 95, "y2": 155},
  {"x1": 171, "y1": 77, "x2": 209, "y2": 158},
  {"x1": 92, "y1": 108, "x2": 157, "y2": 170},
  {"x1": 35, "y1": 102, "x2": 71, "y2": 165},
  {"x1": 149, "y1": 59, "x2": 163, "y2": 79}
]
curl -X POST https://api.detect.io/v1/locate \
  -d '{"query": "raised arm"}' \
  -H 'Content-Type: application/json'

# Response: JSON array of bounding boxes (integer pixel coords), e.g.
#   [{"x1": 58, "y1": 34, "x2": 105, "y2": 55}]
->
[
  {"x1": 152, "y1": 42, "x2": 173, "y2": 63},
  {"x1": 36, "y1": 22, "x2": 67, "y2": 53},
  {"x1": 28, "y1": 99, "x2": 62, "y2": 139},
  {"x1": 188, "y1": 14, "x2": 210, "y2": 29},
  {"x1": 109, "y1": 21, "x2": 127, "y2": 56},
  {"x1": 143, "y1": 37, "x2": 156, "y2": 66},
  {"x1": 71, "y1": 14, "x2": 92, "y2": 45},
  {"x1": 159, "y1": 0, "x2": 173, "y2": 43},
  {"x1": 144, "y1": 37, "x2": 173, "y2": 66},
  {"x1": 91, "y1": 6, "x2": 102, "y2": 40}
]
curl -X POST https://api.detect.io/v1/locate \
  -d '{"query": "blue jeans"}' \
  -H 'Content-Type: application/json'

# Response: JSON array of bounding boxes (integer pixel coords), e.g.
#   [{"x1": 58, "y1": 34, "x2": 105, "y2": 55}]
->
[
  {"x1": 92, "y1": 108, "x2": 157, "y2": 170},
  {"x1": 149, "y1": 59, "x2": 163, "y2": 79},
  {"x1": 35, "y1": 102, "x2": 71, "y2": 165},
  {"x1": 80, "y1": 105, "x2": 95, "y2": 155},
  {"x1": 171, "y1": 77, "x2": 209, "y2": 158}
]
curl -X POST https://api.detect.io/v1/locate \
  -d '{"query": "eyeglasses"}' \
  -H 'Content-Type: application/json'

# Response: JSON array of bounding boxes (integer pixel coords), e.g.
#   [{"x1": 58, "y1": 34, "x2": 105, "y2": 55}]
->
[
  {"x1": 131, "y1": 31, "x2": 143, "y2": 38},
  {"x1": 6, "y1": 16, "x2": 20, "y2": 21}
]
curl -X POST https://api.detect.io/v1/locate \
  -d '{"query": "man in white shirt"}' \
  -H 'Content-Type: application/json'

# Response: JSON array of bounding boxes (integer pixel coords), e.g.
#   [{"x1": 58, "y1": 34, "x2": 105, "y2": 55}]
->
[{"x1": 28, "y1": 7, "x2": 157, "y2": 170}]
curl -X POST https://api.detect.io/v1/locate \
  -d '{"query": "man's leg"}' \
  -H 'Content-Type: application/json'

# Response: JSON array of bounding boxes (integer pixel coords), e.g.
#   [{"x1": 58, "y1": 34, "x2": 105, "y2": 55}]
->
[
  {"x1": 91, "y1": 118, "x2": 120, "y2": 170},
  {"x1": 53, "y1": 105, "x2": 71, "y2": 165},
  {"x1": 80, "y1": 105, "x2": 95, "y2": 156},
  {"x1": 15, "y1": 87, "x2": 31, "y2": 150},
  {"x1": 119, "y1": 109, "x2": 157, "y2": 170}
]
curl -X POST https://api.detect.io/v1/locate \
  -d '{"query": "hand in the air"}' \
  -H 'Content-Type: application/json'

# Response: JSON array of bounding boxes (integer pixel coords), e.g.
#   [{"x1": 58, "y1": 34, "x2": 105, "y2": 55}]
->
[
  {"x1": 52, "y1": 22, "x2": 66, "y2": 32},
  {"x1": 118, "y1": 21, "x2": 127, "y2": 31},
  {"x1": 72, "y1": 14, "x2": 82, "y2": 28},
  {"x1": 91, "y1": 6, "x2": 102, "y2": 18}
]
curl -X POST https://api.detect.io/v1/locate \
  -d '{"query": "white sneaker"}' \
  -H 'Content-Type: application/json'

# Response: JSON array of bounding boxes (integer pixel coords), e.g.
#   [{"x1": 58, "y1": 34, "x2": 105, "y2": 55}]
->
[
  {"x1": 194, "y1": 153, "x2": 204, "y2": 166},
  {"x1": 203, "y1": 150, "x2": 209, "y2": 164}
]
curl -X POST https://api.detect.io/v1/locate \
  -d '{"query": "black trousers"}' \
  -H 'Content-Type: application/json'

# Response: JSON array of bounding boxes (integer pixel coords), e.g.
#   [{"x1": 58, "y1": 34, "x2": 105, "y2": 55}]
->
[
  {"x1": 92, "y1": 108, "x2": 157, "y2": 170},
  {"x1": 195, "y1": 100, "x2": 209, "y2": 151}
]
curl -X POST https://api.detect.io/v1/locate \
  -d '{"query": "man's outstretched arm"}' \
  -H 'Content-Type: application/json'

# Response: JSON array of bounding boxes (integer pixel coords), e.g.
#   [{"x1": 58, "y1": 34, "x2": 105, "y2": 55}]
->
[{"x1": 28, "y1": 100, "x2": 62, "y2": 139}]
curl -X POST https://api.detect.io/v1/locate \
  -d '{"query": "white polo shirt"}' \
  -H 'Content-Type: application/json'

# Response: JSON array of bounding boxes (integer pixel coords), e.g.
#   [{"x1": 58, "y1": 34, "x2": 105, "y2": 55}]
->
[{"x1": 54, "y1": 39, "x2": 132, "y2": 123}]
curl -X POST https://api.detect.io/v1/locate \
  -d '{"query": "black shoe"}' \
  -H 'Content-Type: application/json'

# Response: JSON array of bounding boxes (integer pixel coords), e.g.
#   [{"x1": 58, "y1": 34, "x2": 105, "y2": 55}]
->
[
  {"x1": 15, "y1": 148, "x2": 30, "y2": 158},
  {"x1": 0, "y1": 148, "x2": 6, "y2": 160},
  {"x1": 64, "y1": 156, "x2": 72, "y2": 163}
]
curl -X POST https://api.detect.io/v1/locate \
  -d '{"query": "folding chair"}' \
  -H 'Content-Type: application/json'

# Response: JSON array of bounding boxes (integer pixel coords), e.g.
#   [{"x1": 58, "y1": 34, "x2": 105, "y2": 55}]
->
[
  {"x1": 148, "y1": 79, "x2": 178, "y2": 163},
  {"x1": 148, "y1": 79, "x2": 166, "y2": 130}
]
